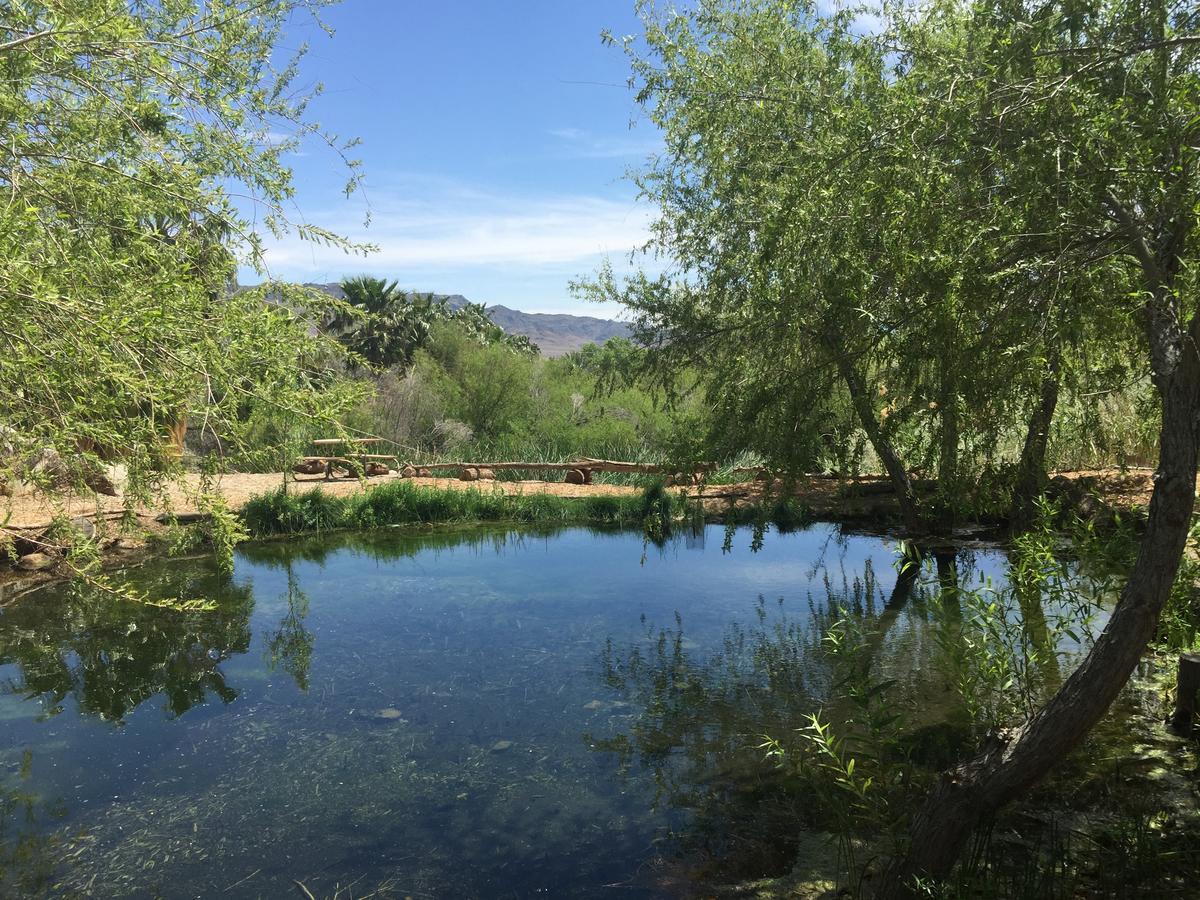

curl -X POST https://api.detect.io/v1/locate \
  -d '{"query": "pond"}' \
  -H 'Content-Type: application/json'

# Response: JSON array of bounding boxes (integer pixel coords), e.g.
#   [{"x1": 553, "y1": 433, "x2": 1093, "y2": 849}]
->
[{"x1": 0, "y1": 523, "x2": 1077, "y2": 897}]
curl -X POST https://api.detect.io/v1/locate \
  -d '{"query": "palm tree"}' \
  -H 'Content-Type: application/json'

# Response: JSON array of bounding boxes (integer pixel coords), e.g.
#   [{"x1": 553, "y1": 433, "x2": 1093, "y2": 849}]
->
[{"x1": 330, "y1": 277, "x2": 448, "y2": 369}]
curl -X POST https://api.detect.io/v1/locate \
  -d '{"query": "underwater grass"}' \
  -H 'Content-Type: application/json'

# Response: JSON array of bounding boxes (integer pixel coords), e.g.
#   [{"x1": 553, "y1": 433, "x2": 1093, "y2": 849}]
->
[{"x1": 239, "y1": 480, "x2": 692, "y2": 538}]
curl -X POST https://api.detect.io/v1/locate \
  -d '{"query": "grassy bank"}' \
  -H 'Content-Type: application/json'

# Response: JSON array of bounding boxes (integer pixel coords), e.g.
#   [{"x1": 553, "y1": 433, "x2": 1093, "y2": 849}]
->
[
  {"x1": 238, "y1": 478, "x2": 814, "y2": 543},
  {"x1": 239, "y1": 479, "x2": 692, "y2": 538}
]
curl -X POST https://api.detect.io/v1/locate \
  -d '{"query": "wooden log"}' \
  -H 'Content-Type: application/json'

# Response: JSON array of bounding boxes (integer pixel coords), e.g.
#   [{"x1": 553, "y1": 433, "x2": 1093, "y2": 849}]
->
[
  {"x1": 1169, "y1": 652, "x2": 1200, "y2": 734},
  {"x1": 573, "y1": 456, "x2": 717, "y2": 475}
]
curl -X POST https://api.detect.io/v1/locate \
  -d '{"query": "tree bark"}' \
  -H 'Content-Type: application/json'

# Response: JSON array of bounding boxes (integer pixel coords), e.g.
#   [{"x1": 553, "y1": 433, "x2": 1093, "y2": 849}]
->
[
  {"x1": 878, "y1": 290, "x2": 1200, "y2": 895},
  {"x1": 1010, "y1": 352, "x2": 1061, "y2": 528},
  {"x1": 1168, "y1": 653, "x2": 1200, "y2": 734},
  {"x1": 834, "y1": 353, "x2": 923, "y2": 533},
  {"x1": 935, "y1": 370, "x2": 959, "y2": 534}
]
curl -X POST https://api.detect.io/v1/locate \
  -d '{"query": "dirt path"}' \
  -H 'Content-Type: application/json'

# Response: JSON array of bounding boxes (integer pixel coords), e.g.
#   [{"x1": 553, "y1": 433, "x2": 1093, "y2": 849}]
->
[
  {"x1": 2, "y1": 465, "x2": 1157, "y2": 532},
  {"x1": 2, "y1": 471, "x2": 659, "y2": 530}
]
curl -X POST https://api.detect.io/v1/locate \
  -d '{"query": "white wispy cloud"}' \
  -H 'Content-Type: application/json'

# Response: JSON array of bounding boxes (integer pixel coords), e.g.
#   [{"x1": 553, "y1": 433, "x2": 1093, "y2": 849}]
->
[
  {"x1": 547, "y1": 126, "x2": 661, "y2": 160},
  {"x1": 252, "y1": 173, "x2": 655, "y2": 305}
]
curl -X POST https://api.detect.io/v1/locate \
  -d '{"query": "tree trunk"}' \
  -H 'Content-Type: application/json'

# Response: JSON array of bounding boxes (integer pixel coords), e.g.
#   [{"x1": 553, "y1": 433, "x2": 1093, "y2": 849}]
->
[
  {"x1": 878, "y1": 304, "x2": 1200, "y2": 895},
  {"x1": 1010, "y1": 353, "x2": 1061, "y2": 528},
  {"x1": 935, "y1": 371, "x2": 959, "y2": 534},
  {"x1": 834, "y1": 353, "x2": 922, "y2": 533},
  {"x1": 1168, "y1": 653, "x2": 1200, "y2": 734}
]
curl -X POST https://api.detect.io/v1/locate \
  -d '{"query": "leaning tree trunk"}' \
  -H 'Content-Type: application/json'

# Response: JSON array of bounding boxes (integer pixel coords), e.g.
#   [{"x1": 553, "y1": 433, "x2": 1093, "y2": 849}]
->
[
  {"x1": 1010, "y1": 352, "x2": 1061, "y2": 528},
  {"x1": 878, "y1": 298, "x2": 1200, "y2": 895},
  {"x1": 834, "y1": 353, "x2": 923, "y2": 533},
  {"x1": 934, "y1": 358, "x2": 960, "y2": 535}
]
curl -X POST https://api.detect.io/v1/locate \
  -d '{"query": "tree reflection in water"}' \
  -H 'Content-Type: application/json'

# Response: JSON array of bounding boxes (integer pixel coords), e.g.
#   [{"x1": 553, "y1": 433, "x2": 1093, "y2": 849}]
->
[
  {"x1": 589, "y1": 549, "x2": 975, "y2": 882},
  {"x1": 0, "y1": 749, "x2": 69, "y2": 896},
  {"x1": 0, "y1": 568, "x2": 254, "y2": 722},
  {"x1": 264, "y1": 562, "x2": 314, "y2": 692}
]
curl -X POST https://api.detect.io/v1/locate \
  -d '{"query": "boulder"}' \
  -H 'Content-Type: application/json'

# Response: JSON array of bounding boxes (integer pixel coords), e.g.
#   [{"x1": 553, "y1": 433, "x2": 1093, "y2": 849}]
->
[
  {"x1": 70, "y1": 516, "x2": 96, "y2": 541},
  {"x1": 24, "y1": 447, "x2": 70, "y2": 486},
  {"x1": 476, "y1": 467, "x2": 496, "y2": 481},
  {"x1": 15, "y1": 552, "x2": 55, "y2": 572},
  {"x1": 459, "y1": 466, "x2": 479, "y2": 482},
  {"x1": 82, "y1": 466, "x2": 118, "y2": 496},
  {"x1": 11, "y1": 532, "x2": 41, "y2": 557}
]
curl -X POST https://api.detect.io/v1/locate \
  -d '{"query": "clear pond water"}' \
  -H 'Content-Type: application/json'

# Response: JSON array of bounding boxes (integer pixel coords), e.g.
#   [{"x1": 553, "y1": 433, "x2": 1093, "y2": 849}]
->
[{"x1": 0, "y1": 523, "x2": 1033, "y2": 897}]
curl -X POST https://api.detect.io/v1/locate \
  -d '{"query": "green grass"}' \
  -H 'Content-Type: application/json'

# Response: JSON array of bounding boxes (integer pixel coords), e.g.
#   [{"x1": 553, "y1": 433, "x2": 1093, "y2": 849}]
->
[{"x1": 239, "y1": 479, "x2": 691, "y2": 538}]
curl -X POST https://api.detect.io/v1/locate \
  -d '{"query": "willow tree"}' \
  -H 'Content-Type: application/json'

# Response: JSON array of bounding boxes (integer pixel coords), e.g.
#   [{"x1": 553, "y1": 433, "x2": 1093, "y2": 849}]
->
[
  {"x1": 598, "y1": 0, "x2": 1199, "y2": 891},
  {"x1": 588, "y1": 0, "x2": 1056, "y2": 533},
  {"x1": 0, "y1": 1, "x2": 368, "y2": 502},
  {"x1": 879, "y1": 0, "x2": 1200, "y2": 890}
]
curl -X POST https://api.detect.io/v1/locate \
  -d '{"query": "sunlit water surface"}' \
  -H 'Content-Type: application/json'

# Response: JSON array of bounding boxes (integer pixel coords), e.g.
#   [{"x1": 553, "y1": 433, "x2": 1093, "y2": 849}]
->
[{"x1": 0, "y1": 524, "x2": 1027, "y2": 897}]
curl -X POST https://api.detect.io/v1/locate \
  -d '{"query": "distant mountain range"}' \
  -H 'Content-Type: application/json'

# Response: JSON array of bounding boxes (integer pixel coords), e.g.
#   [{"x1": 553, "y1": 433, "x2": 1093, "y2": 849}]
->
[{"x1": 301, "y1": 283, "x2": 632, "y2": 357}]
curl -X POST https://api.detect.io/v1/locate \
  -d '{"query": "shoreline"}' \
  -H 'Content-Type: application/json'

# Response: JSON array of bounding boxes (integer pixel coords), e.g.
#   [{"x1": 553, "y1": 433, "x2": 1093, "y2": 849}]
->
[{"x1": 0, "y1": 467, "x2": 1158, "y2": 602}]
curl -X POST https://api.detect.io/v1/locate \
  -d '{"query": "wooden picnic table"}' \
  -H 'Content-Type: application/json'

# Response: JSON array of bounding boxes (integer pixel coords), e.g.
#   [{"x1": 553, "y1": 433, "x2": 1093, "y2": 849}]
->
[{"x1": 300, "y1": 438, "x2": 395, "y2": 480}]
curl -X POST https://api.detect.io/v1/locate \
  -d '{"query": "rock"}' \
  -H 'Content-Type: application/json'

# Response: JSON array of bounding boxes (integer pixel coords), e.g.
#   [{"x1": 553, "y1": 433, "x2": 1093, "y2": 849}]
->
[
  {"x1": 490, "y1": 740, "x2": 514, "y2": 752},
  {"x1": 400, "y1": 464, "x2": 418, "y2": 478},
  {"x1": 10, "y1": 532, "x2": 40, "y2": 557},
  {"x1": 564, "y1": 468, "x2": 587, "y2": 485},
  {"x1": 15, "y1": 552, "x2": 54, "y2": 571},
  {"x1": 459, "y1": 466, "x2": 479, "y2": 482},
  {"x1": 23, "y1": 447, "x2": 69, "y2": 487},
  {"x1": 70, "y1": 517, "x2": 96, "y2": 541},
  {"x1": 82, "y1": 466, "x2": 118, "y2": 496},
  {"x1": 361, "y1": 707, "x2": 405, "y2": 723},
  {"x1": 476, "y1": 467, "x2": 495, "y2": 481}
]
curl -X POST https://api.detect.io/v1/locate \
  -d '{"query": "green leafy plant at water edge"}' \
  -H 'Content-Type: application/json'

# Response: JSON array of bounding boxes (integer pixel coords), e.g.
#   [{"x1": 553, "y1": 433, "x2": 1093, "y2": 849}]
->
[{"x1": 239, "y1": 481, "x2": 694, "y2": 538}]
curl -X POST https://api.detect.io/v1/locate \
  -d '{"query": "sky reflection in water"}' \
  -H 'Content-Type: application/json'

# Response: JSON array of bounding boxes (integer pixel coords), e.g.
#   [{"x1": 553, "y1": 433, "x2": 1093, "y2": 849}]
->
[{"x1": 0, "y1": 523, "x2": 1015, "y2": 898}]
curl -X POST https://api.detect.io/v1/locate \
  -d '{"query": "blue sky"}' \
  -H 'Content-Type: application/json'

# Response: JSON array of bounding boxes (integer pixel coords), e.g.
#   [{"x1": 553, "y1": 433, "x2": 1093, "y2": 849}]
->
[{"x1": 247, "y1": 1, "x2": 661, "y2": 316}]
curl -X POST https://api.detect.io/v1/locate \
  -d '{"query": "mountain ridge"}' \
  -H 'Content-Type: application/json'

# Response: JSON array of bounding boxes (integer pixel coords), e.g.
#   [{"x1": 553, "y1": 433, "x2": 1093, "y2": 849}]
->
[{"x1": 299, "y1": 282, "x2": 631, "y2": 357}]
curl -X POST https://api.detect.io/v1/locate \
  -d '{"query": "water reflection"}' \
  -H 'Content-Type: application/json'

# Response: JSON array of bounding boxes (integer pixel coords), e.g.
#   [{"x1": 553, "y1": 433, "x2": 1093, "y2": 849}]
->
[
  {"x1": 0, "y1": 750, "x2": 70, "y2": 896},
  {"x1": 0, "y1": 570, "x2": 253, "y2": 722},
  {"x1": 0, "y1": 524, "x2": 1030, "y2": 897},
  {"x1": 264, "y1": 563, "x2": 314, "y2": 692},
  {"x1": 588, "y1": 547, "x2": 1002, "y2": 880}
]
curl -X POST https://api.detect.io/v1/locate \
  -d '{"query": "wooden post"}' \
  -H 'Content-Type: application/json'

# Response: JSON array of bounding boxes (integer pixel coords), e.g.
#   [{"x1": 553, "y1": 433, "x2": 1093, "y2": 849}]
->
[{"x1": 1169, "y1": 653, "x2": 1200, "y2": 734}]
